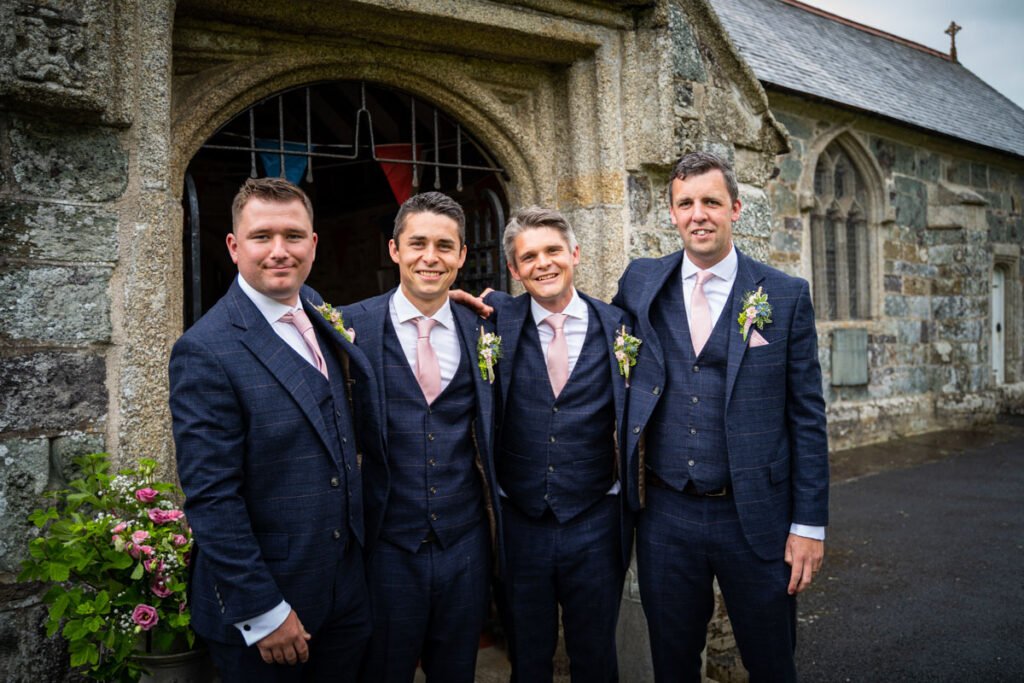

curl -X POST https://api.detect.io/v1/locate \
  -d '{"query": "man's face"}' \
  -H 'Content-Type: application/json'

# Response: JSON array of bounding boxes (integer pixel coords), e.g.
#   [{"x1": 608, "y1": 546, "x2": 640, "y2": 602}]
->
[
  {"x1": 227, "y1": 197, "x2": 317, "y2": 306},
  {"x1": 389, "y1": 211, "x2": 467, "y2": 314},
  {"x1": 669, "y1": 169, "x2": 741, "y2": 270},
  {"x1": 508, "y1": 226, "x2": 579, "y2": 313}
]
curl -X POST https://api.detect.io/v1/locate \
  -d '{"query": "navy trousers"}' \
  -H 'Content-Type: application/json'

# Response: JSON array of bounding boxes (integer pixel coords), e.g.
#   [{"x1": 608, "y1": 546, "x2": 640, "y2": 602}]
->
[
  {"x1": 501, "y1": 495, "x2": 625, "y2": 683},
  {"x1": 637, "y1": 486, "x2": 797, "y2": 683},
  {"x1": 206, "y1": 543, "x2": 371, "y2": 683},
  {"x1": 361, "y1": 521, "x2": 490, "y2": 683}
]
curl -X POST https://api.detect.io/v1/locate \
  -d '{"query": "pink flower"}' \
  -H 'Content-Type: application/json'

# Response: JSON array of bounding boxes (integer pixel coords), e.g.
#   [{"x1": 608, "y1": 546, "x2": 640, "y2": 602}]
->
[
  {"x1": 143, "y1": 558, "x2": 165, "y2": 574},
  {"x1": 148, "y1": 508, "x2": 185, "y2": 525},
  {"x1": 172, "y1": 534, "x2": 188, "y2": 547},
  {"x1": 131, "y1": 530, "x2": 150, "y2": 544},
  {"x1": 131, "y1": 604, "x2": 159, "y2": 631},
  {"x1": 135, "y1": 487, "x2": 159, "y2": 503},
  {"x1": 179, "y1": 602, "x2": 187, "y2": 614},
  {"x1": 150, "y1": 577, "x2": 172, "y2": 598},
  {"x1": 111, "y1": 522, "x2": 127, "y2": 534},
  {"x1": 130, "y1": 544, "x2": 155, "y2": 558}
]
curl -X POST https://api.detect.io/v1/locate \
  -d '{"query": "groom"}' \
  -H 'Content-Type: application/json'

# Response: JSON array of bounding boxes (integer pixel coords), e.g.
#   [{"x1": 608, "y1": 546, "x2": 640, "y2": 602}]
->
[{"x1": 169, "y1": 177, "x2": 374, "y2": 681}]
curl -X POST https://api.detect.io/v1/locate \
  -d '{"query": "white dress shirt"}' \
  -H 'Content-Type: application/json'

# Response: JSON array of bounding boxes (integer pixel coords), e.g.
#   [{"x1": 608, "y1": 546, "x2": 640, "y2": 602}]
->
[
  {"x1": 389, "y1": 288, "x2": 462, "y2": 389},
  {"x1": 679, "y1": 249, "x2": 824, "y2": 542}
]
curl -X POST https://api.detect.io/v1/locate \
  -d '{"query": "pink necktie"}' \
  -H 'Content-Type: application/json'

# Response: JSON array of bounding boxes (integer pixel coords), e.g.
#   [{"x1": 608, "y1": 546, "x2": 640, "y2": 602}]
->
[
  {"x1": 279, "y1": 309, "x2": 329, "y2": 379},
  {"x1": 690, "y1": 270, "x2": 713, "y2": 356},
  {"x1": 543, "y1": 313, "x2": 569, "y2": 398},
  {"x1": 414, "y1": 317, "x2": 441, "y2": 404}
]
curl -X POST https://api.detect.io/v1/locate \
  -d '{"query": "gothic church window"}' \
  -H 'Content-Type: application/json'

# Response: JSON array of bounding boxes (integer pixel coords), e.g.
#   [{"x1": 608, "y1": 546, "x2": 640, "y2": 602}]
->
[{"x1": 810, "y1": 145, "x2": 871, "y2": 320}]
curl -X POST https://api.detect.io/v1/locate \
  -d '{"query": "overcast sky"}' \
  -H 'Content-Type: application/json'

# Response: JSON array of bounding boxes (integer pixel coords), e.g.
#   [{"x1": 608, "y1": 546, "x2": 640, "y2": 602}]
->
[{"x1": 800, "y1": 0, "x2": 1024, "y2": 109}]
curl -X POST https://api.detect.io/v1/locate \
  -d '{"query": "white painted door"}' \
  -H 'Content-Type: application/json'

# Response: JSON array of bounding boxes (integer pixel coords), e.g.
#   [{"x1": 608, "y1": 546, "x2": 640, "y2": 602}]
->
[{"x1": 991, "y1": 267, "x2": 1005, "y2": 384}]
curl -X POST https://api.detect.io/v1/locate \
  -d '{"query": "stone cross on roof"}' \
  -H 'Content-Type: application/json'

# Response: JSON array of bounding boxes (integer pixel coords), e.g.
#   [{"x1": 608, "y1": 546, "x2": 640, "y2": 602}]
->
[{"x1": 945, "y1": 20, "x2": 962, "y2": 62}]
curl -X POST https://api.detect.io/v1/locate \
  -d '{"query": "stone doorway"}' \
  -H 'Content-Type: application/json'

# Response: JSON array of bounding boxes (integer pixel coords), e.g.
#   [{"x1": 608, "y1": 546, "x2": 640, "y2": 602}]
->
[{"x1": 181, "y1": 80, "x2": 509, "y2": 328}]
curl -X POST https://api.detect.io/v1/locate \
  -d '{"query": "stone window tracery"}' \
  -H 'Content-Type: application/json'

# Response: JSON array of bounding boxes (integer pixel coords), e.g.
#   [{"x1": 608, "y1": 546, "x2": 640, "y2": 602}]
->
[{"x1": 811, "y1": 145, "x2": 872, "y2": 320}]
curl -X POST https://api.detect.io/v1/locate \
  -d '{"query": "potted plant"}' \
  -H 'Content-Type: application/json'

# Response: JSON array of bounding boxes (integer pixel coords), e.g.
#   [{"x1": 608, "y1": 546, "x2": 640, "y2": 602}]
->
[{"x1": 19, "y1": 453, "x2": 208, "y2": 682}]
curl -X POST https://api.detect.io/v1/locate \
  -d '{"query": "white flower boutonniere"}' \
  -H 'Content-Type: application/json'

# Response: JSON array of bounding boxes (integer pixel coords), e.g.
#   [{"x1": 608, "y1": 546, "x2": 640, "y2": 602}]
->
[
  {"x1": 614, "y1": 325, "x2": 642, "y2": 387},
  {"x1": 312, "y1": 301, "x2": 354, "y2": 343},
  {"x1": 737, "y1": 287, "x2": 773, "y2": 341},
  {"x1": 477, "y1": 328, "x2": 502, "y2": 384}
]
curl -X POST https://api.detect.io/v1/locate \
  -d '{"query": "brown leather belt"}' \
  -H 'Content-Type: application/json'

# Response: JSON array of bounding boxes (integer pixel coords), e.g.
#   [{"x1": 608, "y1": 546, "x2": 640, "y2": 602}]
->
[{"x1": 646, "y1": 470, "x2": 730, "y2": 497}]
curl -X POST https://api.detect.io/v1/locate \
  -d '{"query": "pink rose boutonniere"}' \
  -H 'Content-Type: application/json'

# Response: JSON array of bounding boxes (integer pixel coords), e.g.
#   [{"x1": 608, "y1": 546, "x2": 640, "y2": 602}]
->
[
  {"x1": 313, "y1": 300, "x2": 355, "y2": 343},
  {"x1": 737, "y1": 287, "x2": 773, "y2": 341},
  {"x1": 614, "y1": 325, "x2": 642, "y2": 387},
  {"x1": 477, "y1": 329, "x2": 502, "y2": 384}
]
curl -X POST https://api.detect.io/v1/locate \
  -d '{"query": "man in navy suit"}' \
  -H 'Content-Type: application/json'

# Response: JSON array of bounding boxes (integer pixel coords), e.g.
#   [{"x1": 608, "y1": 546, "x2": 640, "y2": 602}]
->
[
  {"x1": 169, "y1": 178, "x2": 373, "y2": 682},
  {"x1": 613, "y1": 152, "x2": 829, "y2": 682},
  {"x1": 483, "y1": 207, "x2": 632, "y2": 682},
  {"x1": 341, "y1": 192, "x2": 499, "y2": 683}
]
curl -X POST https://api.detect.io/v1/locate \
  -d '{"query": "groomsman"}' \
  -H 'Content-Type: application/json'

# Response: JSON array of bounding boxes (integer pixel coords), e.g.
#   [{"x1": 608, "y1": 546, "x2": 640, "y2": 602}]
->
[
  {"x1": 342, "y1": 192, "x2": 500, "y2": 683},
  {"x1": 484, "y1": 207, "x2": 633, "y2": 682}
]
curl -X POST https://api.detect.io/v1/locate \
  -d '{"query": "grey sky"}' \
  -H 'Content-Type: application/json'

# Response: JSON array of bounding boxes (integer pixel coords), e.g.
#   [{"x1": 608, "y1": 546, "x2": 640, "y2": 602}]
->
[{"x1": 800, "y1": 0, "x2": 1024, "y2": 109}]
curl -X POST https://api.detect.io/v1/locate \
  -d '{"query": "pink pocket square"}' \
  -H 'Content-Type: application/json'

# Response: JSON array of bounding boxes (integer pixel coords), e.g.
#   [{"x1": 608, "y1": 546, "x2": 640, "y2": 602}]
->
[{"x1": 748, "y1": 329, "x2": 769, "y2": 347}]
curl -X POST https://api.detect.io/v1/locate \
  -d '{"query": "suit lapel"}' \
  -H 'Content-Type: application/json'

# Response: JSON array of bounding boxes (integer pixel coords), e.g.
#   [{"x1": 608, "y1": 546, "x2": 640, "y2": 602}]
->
[
  {"x1": 231, "y1": 285, "x2": 338, "y2": 461},
  {"x1": 582, "y1": 292, "x2": 627, "y2": 427},
  {"x1": 452, "y1": 303, "x2": 494, "y2": 459},
  {"x1": 725, "y1": 251, "x2": 765, "y2": 407},
  {"x1": 637, "y1": 252, "x2": 684, "y2": 377},
  {"x1": 495, "y1": 294, "x2": 531, "y2": 408},
  {"x1": 350, "y1": 293, "x2": 392, "y2": 441}
]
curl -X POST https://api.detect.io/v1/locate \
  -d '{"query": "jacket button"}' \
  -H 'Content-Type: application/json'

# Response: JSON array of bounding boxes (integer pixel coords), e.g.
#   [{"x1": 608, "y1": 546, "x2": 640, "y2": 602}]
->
[
  {"x1": 633, "y1": 425, "x2": 641, "y2": 434},
  {"x1": 428, "y1": 458, "x2": 436, "y2": 466},
  {"x1": 346, "y1": 463, "x2": 352, "y2": 471},
  {"x1": 548, "y1": 465, "x2": 555, "y2": 473},
  {"x1": 692, "y1": 365, "x2": 700, "y2": 373},
  {"x1": 549, "y1": 435, "x2": 556, "y2": 443},
  {"x1": 342, "y1": 437, "x2": 348, "y2": 444},
  {"x1": 653, "y1": 386, "x2": 661, "y2": 395},
  {"x1": 692, "y1": 396, "x2": 699, "y2": 404},
  {"x1": 330, "y1": 477, "x2": 340, "y2": 487},
  {"x1": 430, "y1": 486, "x2": 438, "y2": 495},
  {"x1": 689, "y1": 428, "x2": 697, "y2": 436},
  {"x1": 243, "y1": 624, "x2": 251, "y2": 631},
  {"x1": 552, "y1": 406, "x2": 558, "y2": 413},
  {"x1": 427, "y1": 433, "x2": 435, "y2": 441},
  {"x1": 430, "y1": 513, "x2": 438, "y2": 521},
  {"x1": 688, "y1": 459, "x2": 696, "y2": 467},
  {"x1": 543, "y1": 493, "x2": 549, "y2": 500},
  {"x1": 332, "y1": 529, "x2": 341, "y2": 540}
]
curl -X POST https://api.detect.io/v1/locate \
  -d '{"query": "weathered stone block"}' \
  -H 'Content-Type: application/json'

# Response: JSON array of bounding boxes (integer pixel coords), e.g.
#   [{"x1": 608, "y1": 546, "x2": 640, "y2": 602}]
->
[
  {"x1": 0, "y1": 200, "x2": 118, "y2": 263},
  {"x1": 777, "y1": 156, "x2": 803, "y2": 184},
  {"x1": 668, "y1": 3, "x2": 705, "y2": 83},
  {"x1": 0, "y1": 351, "x2": 106, "y2": 432},
  {"x1": 734, "y1": 186, "x2": 771, "y2": 239},
  {"x1": 896, "y1": 320, "x2": 923, "y2": 345},
  {"x1": 872, "y1": 137, "x2": 915, "y2": 176},
  {"x1": 884, "y1": 275, "x2": 901, "y2": 293},
  {"x1": 884, "y1": 294, "x2": 930, "y2": 319},
  {"x1": 770, "y1": 228, "x2": 799, "y2": 254},
  {"x1": 894, "y1": 176, "x2": 926, "y2": 230},
  {"x1": 773, "y1": 111, "x2": 812, "y2": 141},
  {"x1": 0, "y1": 437, "x2": 50, "y2": 572},
  {"x1": 0, "y1": 265, "x2": 112, "y2": 343},
  {"x1": 903, "y1": 276, "x2": 929, "y2": 296},
  {"x1": 0, "y1": 596, "x2": 71, "y2": 683},
  {"x1": 945, "y1": 160, "x2": 970, "y2": 186},
  {"x1": 0, "y1": 0, "x2": 130, "y2": 126},
  {"x1": 917, "y1": 152, "x2": 940, "y2": 183},
  {"x1": 8, "y1": 117, "x2": 127, "y2": 201},
  {"x1": 629, "y1": 228, "x2": 681, "y2": 261},
  {"x1": 769, "y1": 183, "x2": 798, "y2": 216},
  {"x1": 50, "y1": 432, "x2": 105, "y2": 486},
  {"x1": 932, "y1": 295, "x2": 984, "y2": 321},
  {"x1": 970, "y1": 162, "x2": 988, "y2": 189},
  {"x1": 628, "y1": 172, "x2": 652, "y2": 227}
]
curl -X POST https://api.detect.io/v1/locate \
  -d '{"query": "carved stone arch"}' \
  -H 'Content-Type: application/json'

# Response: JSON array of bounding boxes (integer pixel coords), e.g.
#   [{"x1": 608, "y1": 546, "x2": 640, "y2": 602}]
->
[
  {"x1": 170, "y1": 55, "x2": 543, "y2": 206},
  {"x1": 800, "y1": 126, "x2": 891, "y2": 226}
]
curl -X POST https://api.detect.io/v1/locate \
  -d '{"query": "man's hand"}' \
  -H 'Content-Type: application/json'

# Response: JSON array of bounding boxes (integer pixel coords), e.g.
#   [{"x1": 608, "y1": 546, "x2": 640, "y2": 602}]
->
[
  {"x1": 256, "y1": 610, "x2": 311, "y2": 665},
  {"x1": 449, "y1": 288, "x2": 494, "y2": 318},
  {"x1": 784, "y1": 534, "x2": 824, "y2": 595}
]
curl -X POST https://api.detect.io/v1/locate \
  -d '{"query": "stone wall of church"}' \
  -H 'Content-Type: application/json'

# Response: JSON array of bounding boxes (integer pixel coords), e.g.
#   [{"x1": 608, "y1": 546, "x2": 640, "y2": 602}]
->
[{"x1": 763, "y1": 92, "x2": 1024, "y2": 451}]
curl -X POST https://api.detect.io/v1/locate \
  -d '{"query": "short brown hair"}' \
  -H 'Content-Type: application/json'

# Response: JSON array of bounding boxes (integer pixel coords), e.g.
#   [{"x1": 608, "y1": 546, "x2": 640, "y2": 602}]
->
[
  {"x1": 667, "y1": 151, "x2": 739, "y2": 205},
  {"x1": 503, "y1": 206, "x2": 578, "y2": 266},
  {"x1": 231, "y1": 177, "x2": 314, "y2": 231},
  {"x1": 393, "y1": 192, "x2": 466, "y2": 245}
]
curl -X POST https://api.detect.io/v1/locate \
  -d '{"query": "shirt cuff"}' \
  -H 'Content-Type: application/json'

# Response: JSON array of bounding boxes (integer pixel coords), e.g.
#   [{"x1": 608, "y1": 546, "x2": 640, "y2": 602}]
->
[
  {"x1": 235, "y1": 600, "x2": 291, "y2": 646},
  {"x1": 789, "y1": 523, "x2": 826, "y2": 541}
]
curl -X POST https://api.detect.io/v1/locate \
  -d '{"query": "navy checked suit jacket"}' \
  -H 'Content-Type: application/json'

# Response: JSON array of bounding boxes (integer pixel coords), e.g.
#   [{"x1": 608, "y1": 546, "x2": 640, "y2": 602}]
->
[
  {"x1": 341, "y1": 291, "x2": 501, "y2": 563},
  {"x1": 169, "y1": 281, "x2": 379, "y2": 645},
  {"x1": 613, "y1": 249, "x2": 829, "y2": 561},
  {"x1": 487, "y1": 290, "x2": 635, "y2": 568}
]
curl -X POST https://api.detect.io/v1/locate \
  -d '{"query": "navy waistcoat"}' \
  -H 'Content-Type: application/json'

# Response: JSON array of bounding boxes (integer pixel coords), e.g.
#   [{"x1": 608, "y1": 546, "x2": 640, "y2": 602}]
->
[
  {"x1": 498, "y1": 304, "x2": 617, "y2": 522},
  {"x1": 646, "y1": 276, "x2": 735, "y2": 491},
  {"x1": 380, "y1": 316, "x2": 483, "y2": 552},
  {"x1": 298, "y1": 327, "x2": 364, "y2": 546}
]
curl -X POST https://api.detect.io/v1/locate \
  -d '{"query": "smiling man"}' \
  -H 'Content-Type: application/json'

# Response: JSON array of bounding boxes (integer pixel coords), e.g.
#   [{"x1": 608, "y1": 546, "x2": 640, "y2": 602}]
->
[
  {"x1": 169, "y1": 177, "x2": 373, "y2": 682},
  {"x1": 340, "y1": 192, "x2": 500, "y2": 683},
  {"x1": 482, "y1": 207, "x2": 633, "y2": 682},
  {"x1": 612, "y1": 152, "x2": 829, "y2": 682}
]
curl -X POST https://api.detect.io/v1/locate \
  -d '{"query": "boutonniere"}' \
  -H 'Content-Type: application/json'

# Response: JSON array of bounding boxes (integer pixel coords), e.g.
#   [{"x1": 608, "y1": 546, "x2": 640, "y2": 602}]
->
[
  {"x1": 477, "y1": 328, "x2": 502, "y2": 384},
  {"x1": 312, "y1": 301, "x2": 354, "y2": 343},
  {"x1": 614, "y1": 325, "x2": 642, "y2": 387},
  {"x1": 737, "y1": 287, "x2": 773, "y2": 340}
]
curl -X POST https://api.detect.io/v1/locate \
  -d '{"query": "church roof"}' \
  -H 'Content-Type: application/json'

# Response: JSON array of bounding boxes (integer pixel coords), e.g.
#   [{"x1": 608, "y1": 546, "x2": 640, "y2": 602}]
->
[{"x1": 709, "y1": 0, "x2": 1024, "y2": 159}]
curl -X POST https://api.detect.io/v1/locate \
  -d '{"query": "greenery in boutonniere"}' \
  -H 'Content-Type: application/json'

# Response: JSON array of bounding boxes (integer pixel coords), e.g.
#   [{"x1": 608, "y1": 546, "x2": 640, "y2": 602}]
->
[
  {"x1": 737, "y1": 286, "x2": 773, "y2": 340},
  {"x1": 313, "y1": 300, "x2": 354, "y2": 342},
  {"x1": 477, "y1": 329, "x2": 502, "y2": 384},
  {"x1": 614, "y1": 325, "x2": 642, "y2": 386},
  {"x1": 19, "y1": 453, "x2": 194, "y2": 682}
]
